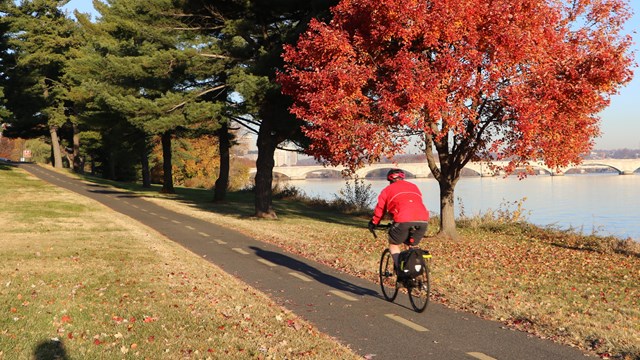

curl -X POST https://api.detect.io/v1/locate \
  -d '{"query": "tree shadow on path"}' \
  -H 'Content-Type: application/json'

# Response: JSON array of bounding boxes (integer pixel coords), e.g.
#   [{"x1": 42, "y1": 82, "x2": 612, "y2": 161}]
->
[{"x1": 249, "y1": 246, "x2": 380, "y2": 298}]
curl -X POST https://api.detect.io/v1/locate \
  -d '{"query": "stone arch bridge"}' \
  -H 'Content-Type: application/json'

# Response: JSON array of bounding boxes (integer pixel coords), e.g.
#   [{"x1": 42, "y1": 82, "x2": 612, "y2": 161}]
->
[{"x1": 250, "y1": 159, "x2": 640, "y2": 180}]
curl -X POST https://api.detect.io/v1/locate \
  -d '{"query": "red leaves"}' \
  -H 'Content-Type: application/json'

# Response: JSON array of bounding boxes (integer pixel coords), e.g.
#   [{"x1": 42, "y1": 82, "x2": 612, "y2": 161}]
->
[
  {"x1": 114, "y1": 314, "x2": 154, "y2": 323},
  {"x1": 279, "y1": 0, "x2": 633, "y2": 173}
]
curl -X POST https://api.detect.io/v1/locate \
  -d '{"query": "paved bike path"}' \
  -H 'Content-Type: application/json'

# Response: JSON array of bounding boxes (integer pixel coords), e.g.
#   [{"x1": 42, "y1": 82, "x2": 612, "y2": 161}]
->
[{"x1": 19, "y1": 163, "x2": 593, "y2": 360}]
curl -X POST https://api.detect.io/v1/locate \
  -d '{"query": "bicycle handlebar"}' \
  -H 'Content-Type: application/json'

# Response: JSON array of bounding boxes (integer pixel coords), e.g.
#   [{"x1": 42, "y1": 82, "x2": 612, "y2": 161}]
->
[{"x1": 369, "y1": 223, "x2": 392, "y2": 239}]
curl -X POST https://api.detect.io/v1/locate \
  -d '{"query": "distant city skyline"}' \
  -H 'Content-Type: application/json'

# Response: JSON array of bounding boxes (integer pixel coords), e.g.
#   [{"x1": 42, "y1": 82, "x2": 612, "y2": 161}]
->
[{"x1": 63, "y1": 0, "x2": 640, "y2": 150}]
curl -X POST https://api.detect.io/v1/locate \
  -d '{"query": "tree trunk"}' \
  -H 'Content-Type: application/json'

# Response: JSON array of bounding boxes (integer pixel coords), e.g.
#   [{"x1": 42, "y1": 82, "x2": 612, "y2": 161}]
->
[
  {"x1": 438, "y1": 180, "x2": 459, "y2": 239},
  {"x1": 49, "y1": 125, "x2": 63, "y2": 168},
  {"x1": 78, "y1": 156, "x2": 85, "y2": 174},
  {"x1": 141, "y1": 147, "x2": 151, "y2": 188},
  {"x1": 72, "y1": 123, "x2": 83, "y2": 173},
  {"x1": 425, "y1": 130, "x2": 460, "y2": 239},
  {"x1": 107, "y1": 150, "x2": 116, "y2": 179},
  {"x1": 160, "y1": 131, "x2": 175, "y2": 194},
  {"x1": 63, "y1": 151, "x2": 72, "y2": 168},
  {"x1": 214, "y1": 122, "x2": 230, "y2": 202},
  {"x1": 254, "y1": 123, "x2": 277, "y2": 218}
]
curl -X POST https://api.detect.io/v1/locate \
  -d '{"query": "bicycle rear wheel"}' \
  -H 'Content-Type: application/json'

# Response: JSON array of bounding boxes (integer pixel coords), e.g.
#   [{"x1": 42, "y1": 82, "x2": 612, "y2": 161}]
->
[
  {"x1": 408, "y1": 267, "x2": 430, "y2": 313},
  {"x1": 379, "y1": 249, "x2": 398, "y2": 301}
]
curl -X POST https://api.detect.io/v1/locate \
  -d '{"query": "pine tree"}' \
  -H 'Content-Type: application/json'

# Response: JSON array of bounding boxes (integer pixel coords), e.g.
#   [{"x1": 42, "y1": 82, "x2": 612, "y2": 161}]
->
[
  {"x1": 186, "y1": 0, "x2": 337, "y2": 217},
  {"x1": 72, "y1": 0, "x2": 227, "y2": 192},
  {"x1": 1, "y1": 0, "x2": 83, "y2": 168},
  {"x1": 0, "y1": 3, "x2": 12, "y2": 122}
]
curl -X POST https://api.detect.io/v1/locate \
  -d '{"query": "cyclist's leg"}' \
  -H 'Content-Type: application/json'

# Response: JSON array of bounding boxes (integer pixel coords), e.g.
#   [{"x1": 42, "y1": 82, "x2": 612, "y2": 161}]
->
[
  {"x1": 389, "y1": 243, "x2": 402, "y2": 265},
  {"x1": 388, "y1": 223, "x2": 411, "y2": 268}
]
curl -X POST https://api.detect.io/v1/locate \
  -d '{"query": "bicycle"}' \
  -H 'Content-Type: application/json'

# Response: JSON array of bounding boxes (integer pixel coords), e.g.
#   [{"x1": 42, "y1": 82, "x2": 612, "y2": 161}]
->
[{"x1": 370, "y1": 223, "x2": 432, "y2": 313}]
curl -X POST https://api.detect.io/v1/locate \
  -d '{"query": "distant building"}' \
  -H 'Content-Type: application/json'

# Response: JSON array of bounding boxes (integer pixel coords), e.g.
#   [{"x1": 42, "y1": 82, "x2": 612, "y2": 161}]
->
[
  {"x1": 242, "y1": 150, "x2": 258, "y2": 161},
  {"x1": 274, "y1": 148, "x2": 298, "y2": 166}
]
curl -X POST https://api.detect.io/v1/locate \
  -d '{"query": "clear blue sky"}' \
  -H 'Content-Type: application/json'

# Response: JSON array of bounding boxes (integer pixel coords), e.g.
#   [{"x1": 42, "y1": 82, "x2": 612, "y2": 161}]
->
[
  {"x1": 597, "y1": 4, "x2": 639, "y2": 150},
  {"x1": 63, "y1": 0, "x2": 639, "y2": 150}
]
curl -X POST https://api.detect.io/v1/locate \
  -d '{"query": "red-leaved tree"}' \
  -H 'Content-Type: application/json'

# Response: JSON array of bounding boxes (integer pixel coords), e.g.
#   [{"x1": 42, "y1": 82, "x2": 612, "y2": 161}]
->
[{"x1": 278, "y1": 0, "x2": 634, "y2": 238}]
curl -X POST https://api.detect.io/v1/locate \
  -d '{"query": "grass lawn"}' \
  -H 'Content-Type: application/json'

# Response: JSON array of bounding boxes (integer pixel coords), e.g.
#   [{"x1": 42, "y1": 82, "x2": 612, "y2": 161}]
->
[
  {"x1": 78, "y1": 170, "x2": 640, "y2": 360},
  {"x1": 0, "y1": 164, "x2": 360, "y2": 359}
]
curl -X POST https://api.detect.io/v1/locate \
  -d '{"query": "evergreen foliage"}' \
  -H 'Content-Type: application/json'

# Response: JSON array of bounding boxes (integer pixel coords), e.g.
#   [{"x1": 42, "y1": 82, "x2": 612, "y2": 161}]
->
[
  {"x1": 0, "y1": 0, "x2": 83, "y2": 168},
  {"x1": 68, "y1": 0, "x2": 229, "y2": 190},
  {"x1": 183, "y1": 0, "x2": 338, "y2": 216},
  {"x1": 0, "y1": 0, "x2": 341, "y2": 210}
]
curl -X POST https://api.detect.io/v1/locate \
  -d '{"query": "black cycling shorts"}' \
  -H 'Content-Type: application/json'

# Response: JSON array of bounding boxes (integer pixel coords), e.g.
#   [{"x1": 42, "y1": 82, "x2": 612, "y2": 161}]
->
[{"x1": 388, "y1": 221, "x2": 428, "y2": 246}]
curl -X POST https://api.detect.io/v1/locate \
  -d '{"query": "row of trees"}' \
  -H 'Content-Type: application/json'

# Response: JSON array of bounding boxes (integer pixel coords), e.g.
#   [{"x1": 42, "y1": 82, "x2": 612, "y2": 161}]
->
[
  {"x1": 0, "y1": 0, "x2": 338, "y2": 217},
  {"x1": 1, "y1": 0, "x2": 635, "y2": 238}
]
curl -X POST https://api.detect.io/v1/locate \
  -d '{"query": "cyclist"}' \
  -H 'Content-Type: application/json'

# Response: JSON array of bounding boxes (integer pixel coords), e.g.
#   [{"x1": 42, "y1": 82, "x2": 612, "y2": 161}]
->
[{"x1": 368, "y1": 169, "x2": 429, "y2": 274}]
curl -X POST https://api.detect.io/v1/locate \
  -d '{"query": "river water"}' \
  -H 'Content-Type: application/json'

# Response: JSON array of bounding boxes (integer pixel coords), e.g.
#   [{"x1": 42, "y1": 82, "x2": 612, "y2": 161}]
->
[{"x1": 283, "y1": 173, "x2": 640, "y2": 241}]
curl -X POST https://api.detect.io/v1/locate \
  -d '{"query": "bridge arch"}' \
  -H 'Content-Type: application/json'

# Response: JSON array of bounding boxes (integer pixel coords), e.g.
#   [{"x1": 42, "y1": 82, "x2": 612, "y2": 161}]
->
[
  {"x1": 563, "y1": 163, "x2": 627, "y2": 175},
  {"x1": 304, "y1": 169, "x2": 344, "y2": 178},
  {"x1": 250, "y1": 159, "x2": 640, "y2": 179},
  {"x1": 357, "y1": 166, "x2": 417, "y2": 179},
  {"x1": 272, "y1": 171, "x2": 291, "y2": 180}
]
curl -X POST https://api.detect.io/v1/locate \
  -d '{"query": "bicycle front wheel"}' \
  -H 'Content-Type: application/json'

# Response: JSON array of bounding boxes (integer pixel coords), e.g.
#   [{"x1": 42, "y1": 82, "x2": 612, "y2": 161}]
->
[
  {"x1": 379, "y1": 249, "x2": 398, "y2": 301},
  {"x1": 408, "y1": 267, "x2": 430, "y2": 313}
]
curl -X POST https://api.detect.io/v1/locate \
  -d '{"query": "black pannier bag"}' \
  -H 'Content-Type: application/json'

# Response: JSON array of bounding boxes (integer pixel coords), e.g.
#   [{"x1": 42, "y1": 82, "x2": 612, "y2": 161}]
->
[{"x1": 398, "y1": 248, "x2": 430, "y2": 279}]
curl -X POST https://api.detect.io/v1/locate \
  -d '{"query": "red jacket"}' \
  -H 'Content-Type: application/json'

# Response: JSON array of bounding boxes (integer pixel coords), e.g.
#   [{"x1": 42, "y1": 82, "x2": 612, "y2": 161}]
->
[{"x1": 372, "y1": 180, "x2": 429, "y2": 224}]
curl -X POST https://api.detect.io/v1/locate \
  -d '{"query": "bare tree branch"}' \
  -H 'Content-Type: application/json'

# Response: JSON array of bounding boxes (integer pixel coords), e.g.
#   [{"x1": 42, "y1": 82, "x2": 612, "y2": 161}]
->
[
  {"x1": 199, "y1": 53, "x2": 234, "y2": 60},
  {"x1": 166, "y1": 85, "x2": 226, "y2": 113},
  {"x1": 231, "y1": 117, "x2": 259, "y2": 135},
  {"x1": 229, "y1": 115, "x2": 260, "y2": 127}
]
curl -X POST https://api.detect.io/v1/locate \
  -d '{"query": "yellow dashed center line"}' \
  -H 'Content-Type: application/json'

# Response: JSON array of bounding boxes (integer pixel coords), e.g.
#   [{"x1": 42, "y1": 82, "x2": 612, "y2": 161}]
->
[
  {"x1": 288, "y1": 272, "x2": 313, "y2": 282},
  {"x1": 171, "y1": 220, "x2": 181, "y2": 224},
  {"x1": 198, "y1": 232, "x2": 210, "y2": 237},
  {"x1": 149, "y1": 212, "x2": 157, "y2": 216},
  {"x1": 214, "y1": 239, "x2": 227, "y2": 245},
  {"x1": 328, "y1": 290, "x2": 358, "y2": 302},
  {"x1": 467, "y1": 352, "x2": 497, "y2": 360},
  {"x1": 384, "y1": 314, "x2": 429, "y2": 332},
  {"x1": 232, "y1": 248, "x2": 249, "y2": 255},
  {"x1": 185, "y1": 225, "x2": 195, "y2": 230},
  {"x1": 257, "y1": 259, "x2": 277, "y2": 267}
]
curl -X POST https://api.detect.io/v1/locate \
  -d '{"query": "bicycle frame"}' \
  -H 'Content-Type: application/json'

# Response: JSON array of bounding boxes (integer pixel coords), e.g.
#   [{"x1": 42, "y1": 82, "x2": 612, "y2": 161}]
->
[{"x1": 371, "y1": 222, "x2": 431, "y2": 313}]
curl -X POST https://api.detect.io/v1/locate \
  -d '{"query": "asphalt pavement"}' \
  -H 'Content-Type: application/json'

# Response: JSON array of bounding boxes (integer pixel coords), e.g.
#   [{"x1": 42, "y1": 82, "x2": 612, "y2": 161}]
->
[{"x1": 18, "y1": 163, "x2": 594, "y2": 360}]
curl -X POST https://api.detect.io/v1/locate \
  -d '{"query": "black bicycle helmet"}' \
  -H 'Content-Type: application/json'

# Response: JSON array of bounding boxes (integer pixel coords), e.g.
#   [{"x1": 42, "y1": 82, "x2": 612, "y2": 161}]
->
[{"x1": 386, "y1": 168, "x2": 405, "y2": 182}]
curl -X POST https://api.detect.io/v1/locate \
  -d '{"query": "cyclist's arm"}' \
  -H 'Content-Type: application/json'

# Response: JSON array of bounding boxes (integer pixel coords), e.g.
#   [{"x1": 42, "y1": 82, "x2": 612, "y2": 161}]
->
[{"x1": 371, "y1": 189, "x2": 388, "y2": 225}]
